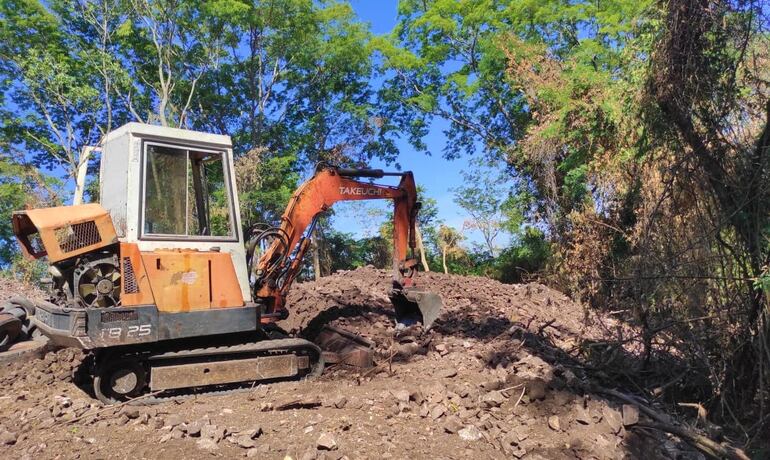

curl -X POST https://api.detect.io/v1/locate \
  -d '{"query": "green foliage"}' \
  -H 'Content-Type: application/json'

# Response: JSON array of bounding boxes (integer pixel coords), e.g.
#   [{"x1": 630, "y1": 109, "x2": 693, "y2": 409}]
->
[
  {"x1": 492, "y1": 227, "x2": 550, "y2": 283},
  {"x1": 0, "y1": 160, "x2": 28, "y2": 264},
  {"x1": 1, "y1": 0, "x2": 393, "y2": 247},
  {"x1": 0, "y1": 0, "x2": 110, "y2": 178},
  {"x1": 379, "y1": 0, "x2": 653, "y2": 231},
  {"x1": 452, "y1": 158, "x2": 513, "y2": 255}
]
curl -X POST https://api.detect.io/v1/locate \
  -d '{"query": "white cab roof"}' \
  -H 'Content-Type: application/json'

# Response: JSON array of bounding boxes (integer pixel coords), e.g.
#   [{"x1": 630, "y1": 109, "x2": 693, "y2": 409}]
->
[{"x1": 103, "y1": 122, "x2": 232, "y2": 146}]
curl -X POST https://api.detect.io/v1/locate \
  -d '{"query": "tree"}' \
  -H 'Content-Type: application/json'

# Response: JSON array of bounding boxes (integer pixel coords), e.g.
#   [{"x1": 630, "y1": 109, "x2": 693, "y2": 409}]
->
[
  {"x1": 377, "y1": 0, "x2": 651, "y2": 232},
  {"x1": 0, "y1": 0, "x2": 113, "y2": 206},
  {"x1": 644, "y1": 0, "x2": 770, "y2": 415},
  {"x1": 414, "y1": 185, "x2": 439, "y2": 271},
  {"x1": 112, "y1": 0, "x2": 230, "y2": 128},
  {"x1": 196, "y1": 0, "x2": 396, "y2": 228},
  {"x1": 436, "y1": 224, "x2": 464, "y2": 274},
  {"x1": 452, "y1": 158, "x2": 512, "y2": 256}
]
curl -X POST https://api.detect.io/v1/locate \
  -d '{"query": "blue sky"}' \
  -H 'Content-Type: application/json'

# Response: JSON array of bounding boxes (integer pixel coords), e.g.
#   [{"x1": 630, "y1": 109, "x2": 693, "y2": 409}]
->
[{"x1": 328, "y1": 1, "x2": 495, "y2": 245}]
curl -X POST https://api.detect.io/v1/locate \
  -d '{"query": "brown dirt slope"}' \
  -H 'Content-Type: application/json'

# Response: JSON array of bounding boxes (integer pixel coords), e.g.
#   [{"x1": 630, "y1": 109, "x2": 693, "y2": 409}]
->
[{"x1": 0, "y1": 268, "x2": 701, "y2": 460}]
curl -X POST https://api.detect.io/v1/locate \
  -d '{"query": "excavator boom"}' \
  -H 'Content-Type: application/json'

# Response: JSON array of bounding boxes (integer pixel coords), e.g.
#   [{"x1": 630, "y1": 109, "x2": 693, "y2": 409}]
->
[{"x1": 248, "y1": 165, "x2": 442, "y2": 328}]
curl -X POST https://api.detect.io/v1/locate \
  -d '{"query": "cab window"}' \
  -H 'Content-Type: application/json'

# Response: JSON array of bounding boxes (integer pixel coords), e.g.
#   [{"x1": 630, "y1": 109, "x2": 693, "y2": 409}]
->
[{"x1": 143, "y1": 144, "x2": 233, "y2": 238}]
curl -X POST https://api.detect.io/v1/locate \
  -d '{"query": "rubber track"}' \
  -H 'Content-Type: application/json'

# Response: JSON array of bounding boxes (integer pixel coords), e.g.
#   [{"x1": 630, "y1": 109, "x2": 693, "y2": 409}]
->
[{"x1": 101, "y1": 338, "x2": 324, "y2": 405}]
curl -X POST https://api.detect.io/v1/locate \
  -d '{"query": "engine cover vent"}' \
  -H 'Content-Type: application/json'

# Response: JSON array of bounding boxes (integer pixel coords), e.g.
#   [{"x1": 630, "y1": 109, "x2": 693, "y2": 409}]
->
[
  {"x1": 56, "y1": 221, "x2": 100, "y2": 253},
  {"x1": 122, "y1": 257, "x2": 139, "y2": 294},
  {"x1": 101, "y1": 310, "x2": 139, "y2": 323}
]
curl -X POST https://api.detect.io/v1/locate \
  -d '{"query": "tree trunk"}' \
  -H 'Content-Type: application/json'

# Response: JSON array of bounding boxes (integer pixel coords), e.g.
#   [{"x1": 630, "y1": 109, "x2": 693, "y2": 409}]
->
[
  {"x1": 415, "y1": 223, "x2": 430, "y2": 272},
  {"x1": 442, "y1": 246, "x2": 448, "y2": 274},
  {"x1": 73, "y1": 146, "x2": 96, "y2": 206}
]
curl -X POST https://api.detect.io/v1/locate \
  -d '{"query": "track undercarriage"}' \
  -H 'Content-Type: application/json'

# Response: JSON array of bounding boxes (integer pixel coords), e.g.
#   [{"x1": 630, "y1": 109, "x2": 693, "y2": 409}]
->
[{"x1": 91, "y1": 333, "x2": 324, "y2": 404}]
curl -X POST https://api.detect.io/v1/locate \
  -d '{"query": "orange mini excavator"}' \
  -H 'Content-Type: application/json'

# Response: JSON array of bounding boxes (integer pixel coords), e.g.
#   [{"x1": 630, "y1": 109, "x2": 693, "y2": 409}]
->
[{"x1": 10, "y1": 123, "x2": 442, "y2": 403}]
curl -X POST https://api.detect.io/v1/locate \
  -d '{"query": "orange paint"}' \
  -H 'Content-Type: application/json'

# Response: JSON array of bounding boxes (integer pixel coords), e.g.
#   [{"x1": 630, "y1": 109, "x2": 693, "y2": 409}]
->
[
  {"x1": 254, "y1": 168, "x2": 420, "y2": 319},
  {"x1": 12, "y1": 204, "x2": 118, "y2": 263},
  {"x1": 119, "y1": 242, "x2": 154, "y2": 306},
  {"x1": 208, "y1": 252, "x2": 245, "y2": 308},
  {"x1": 141, "y1": 249, "x2": 243, "y2": 312}
]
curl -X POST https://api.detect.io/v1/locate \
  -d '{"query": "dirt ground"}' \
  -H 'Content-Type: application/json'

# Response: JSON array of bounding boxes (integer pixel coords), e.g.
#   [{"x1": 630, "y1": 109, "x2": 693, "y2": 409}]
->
[{"x1": 0, "y1": 268, "x2": 706, "y2": 460}]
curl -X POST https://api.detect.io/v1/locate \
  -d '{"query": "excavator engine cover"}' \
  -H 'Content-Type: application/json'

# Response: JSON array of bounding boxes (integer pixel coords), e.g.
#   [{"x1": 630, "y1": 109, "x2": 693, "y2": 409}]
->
[{"x1": 390, "y1": 287, "x2": 443, "y2": 330}]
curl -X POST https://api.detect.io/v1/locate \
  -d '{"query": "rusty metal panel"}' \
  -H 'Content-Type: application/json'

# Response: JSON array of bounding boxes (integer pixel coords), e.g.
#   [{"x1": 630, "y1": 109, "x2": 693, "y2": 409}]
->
[
  {"x1": 119, "y1": 243, "x2": 154, "y2": 306},
  {"x1": 139, "y1": 249, "x2": 243, "y2": 311},
  {"x1": 142, "y1": 250, "x2": 210, "y2": 312},
  {"x1": 208, "y1": 252, "x2": 244, "y2": 308},
  {"x1": 314, "y1": 326, "x2": 374, "y2": 368},
  {"x1": 150, "y1": 355, "x2": 300, "y2": 391},
  {"x1": 12, "y1": 204, "x2": 118, "y2": 263}
]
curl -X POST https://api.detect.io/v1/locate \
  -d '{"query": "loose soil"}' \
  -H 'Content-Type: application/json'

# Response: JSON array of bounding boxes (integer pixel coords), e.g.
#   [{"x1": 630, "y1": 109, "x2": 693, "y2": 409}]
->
[{"x1": 0, "y1": 268, "x2": 703, "y2": 460}]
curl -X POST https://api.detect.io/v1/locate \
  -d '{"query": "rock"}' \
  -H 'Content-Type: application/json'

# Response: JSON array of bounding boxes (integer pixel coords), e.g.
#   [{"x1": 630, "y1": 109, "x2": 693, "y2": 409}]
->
[
  {"x1": 429, "y1": 404, "x2": 445, "y2": 420},
  {"x1": 391, "y1": 389, "x2": 410, "y2": 403},
  {"x1": 395, "y1": 342, "x2": 420, "y2": 359},
  {"x1": 201, "y1": 424, "x2": 225, "y2": 442},
  {"x1": 603, "y1": 406, "x2": 623, "y2": 434},
  {"x1": 317, "y1": 432, "x2": 338, "y2": 451},
  {"x1": 438, "y1": 368, "x2": 457, "y2": 379},
  {"x1": 512, "y1": 448, "x2": 527, "y2": 458},
  {"x1": 333, "y1": 395, "x2": 348, "y2": 409},
  {"x1": 458, "y1": 425, "x2": 483, "y2": 441},
  {"x1": 164, "y1": 414, "x2": 184, "y2": 428},
  {"x1": 527, "y1": 378, "x2": 548, "y2": 400},
  {"x1": 299, "y1": 448, "x2": 317, "y2": 460},
  {"x1": 171, "y1": 427, "x2": 185, "y2": 440},
  {"x1": 233, "y1": 435, "x2": 258, "y2": 449},
  {"x1": 0, "y1": 430, "x2": 17, "y2": 445},
  {"x1": 196, "y1": 438, "x2": 219, "y2": 451},
  {"x1": 548, "y1": 415, "x2": 560, "y2": 431},
  {"x1": 575, "y1": 404, "x2": 591, "y2": 425},
  {"x1": 622, "y1": 404, "x2": 639, "y2": 426},
  {"x1": 121, "y1": 407, "x2": 140, "y2": 419},
  {"x1": 186, "y1": 421, "x2": 203, "y2": 437},
  {"x1": 242, "y1": 427, "x2": 263, "y2": 439},
  {"x1": 442, "y1": 416, "x2": 463, "y2": 434},
  {"x1": 481, "y1": 391, "x2": 505, "y2": 408},
  {"x1": 514, "y1": 427, "x2": 529, "y2": 442},
  {"x1": 247, "y1": 444, "x2": 271, "y2": 457},
  {"x1": 151, "y1": 417, "x2": 165, "y2": 430}
]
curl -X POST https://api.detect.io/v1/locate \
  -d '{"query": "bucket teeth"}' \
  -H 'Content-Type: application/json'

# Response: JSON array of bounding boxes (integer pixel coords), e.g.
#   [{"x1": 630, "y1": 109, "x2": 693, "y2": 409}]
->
[{"x1": 389, "y1": 287, "x2": 443, "y2": 330}]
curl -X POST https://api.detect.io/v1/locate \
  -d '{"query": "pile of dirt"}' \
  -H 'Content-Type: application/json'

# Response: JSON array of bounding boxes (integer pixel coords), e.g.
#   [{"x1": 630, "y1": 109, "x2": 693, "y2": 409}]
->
[
  {"x1": 0, "y1": 276, "x2": 45, "y2": 304},
  {"x1": 284, "y1": 267, "x2": 629, "y2": 362},
  {"x1": 0, "y1": 268, "x2": 708, "y2": 459}
]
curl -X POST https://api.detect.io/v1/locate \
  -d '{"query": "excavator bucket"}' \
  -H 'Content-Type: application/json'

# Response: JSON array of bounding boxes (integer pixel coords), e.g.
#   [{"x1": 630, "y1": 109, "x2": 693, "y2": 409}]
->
[{"x1": 389, "y1": 287, "x2": 443, "y2": 330}]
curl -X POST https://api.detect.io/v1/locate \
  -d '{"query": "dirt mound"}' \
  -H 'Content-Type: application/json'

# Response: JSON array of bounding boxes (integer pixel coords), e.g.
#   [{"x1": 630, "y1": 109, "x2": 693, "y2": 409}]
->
[
  {"x1": 283, "y1": 267, "x2": 615, "y2": 359},
  {"x1": 0, "y1": 269, "x2": 707, "y2": 459},
  {"x1": 0, "y1": 276, "x2": 45, "y2": 304}
]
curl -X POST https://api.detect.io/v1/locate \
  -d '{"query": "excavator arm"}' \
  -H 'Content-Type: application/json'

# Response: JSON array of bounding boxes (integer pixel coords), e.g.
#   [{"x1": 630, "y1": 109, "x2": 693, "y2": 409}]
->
[{"x1": 248, "y1": 166, "x2": 441, "y2": 328}]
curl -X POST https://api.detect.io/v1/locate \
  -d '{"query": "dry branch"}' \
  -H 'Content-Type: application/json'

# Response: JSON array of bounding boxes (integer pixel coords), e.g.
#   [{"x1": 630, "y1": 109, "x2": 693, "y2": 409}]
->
[{"x1": 597, "y1": 388, "x2": 750, "y2": 460}]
